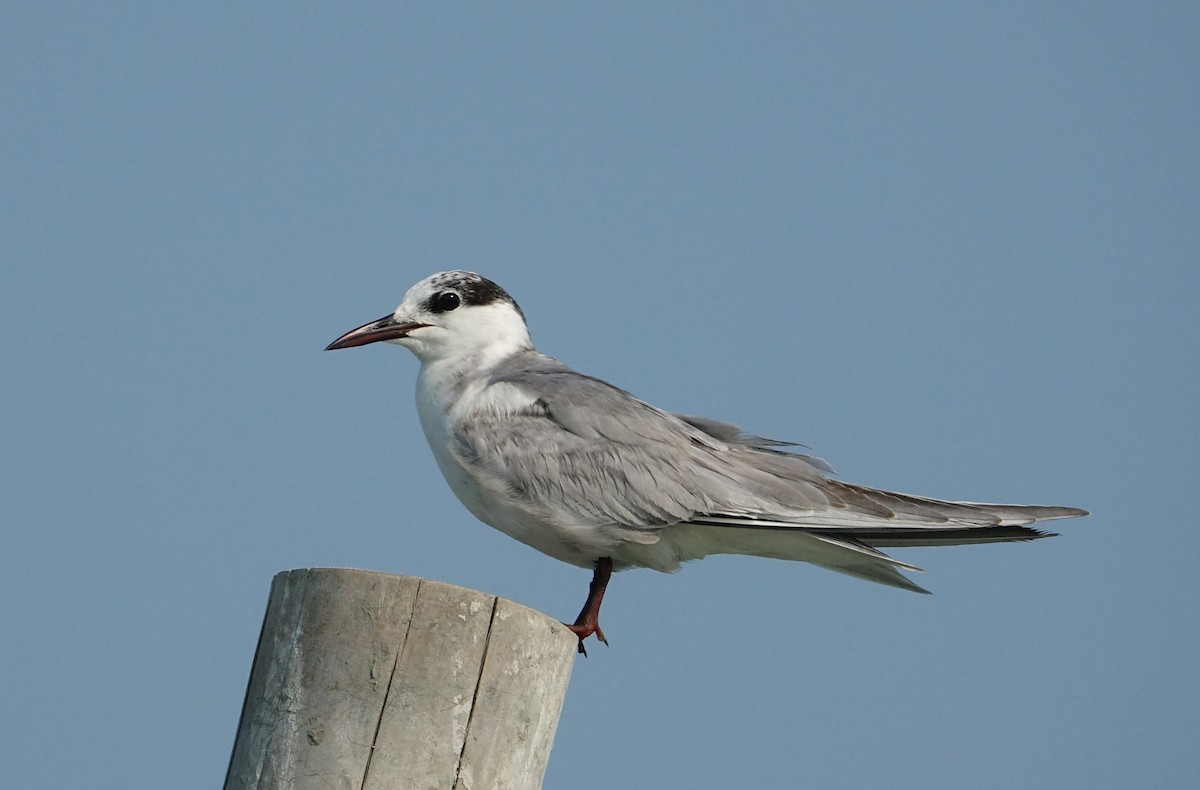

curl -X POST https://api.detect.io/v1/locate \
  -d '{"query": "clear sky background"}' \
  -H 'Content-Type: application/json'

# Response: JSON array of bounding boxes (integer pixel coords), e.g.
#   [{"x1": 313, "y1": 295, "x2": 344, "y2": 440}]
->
[{"x1": 3, "y1": 4, "x2": 1197, "y2": 788}]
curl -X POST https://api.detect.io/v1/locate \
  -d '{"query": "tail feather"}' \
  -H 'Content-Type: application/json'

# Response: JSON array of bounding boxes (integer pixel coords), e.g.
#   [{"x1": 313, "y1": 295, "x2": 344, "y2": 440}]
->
[
  {"x1": 683, "y1": 496, "x2": 1087, "y2": 593},
  {"x1": 808, "y1": 533, "x2": 932, "y2": 594},
  {"x1": 678, "y1": 522, "x2": 933, "y2": 594},
  {"x1": 821, "y1": 524, "x2": 1057, "y2": 548}
]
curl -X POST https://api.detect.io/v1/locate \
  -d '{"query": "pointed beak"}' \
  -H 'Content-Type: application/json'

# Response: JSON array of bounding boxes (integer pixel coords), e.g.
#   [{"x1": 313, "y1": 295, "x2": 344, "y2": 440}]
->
[{"x1": 325, "y1": 314, "x2": 430, "y2": 350}]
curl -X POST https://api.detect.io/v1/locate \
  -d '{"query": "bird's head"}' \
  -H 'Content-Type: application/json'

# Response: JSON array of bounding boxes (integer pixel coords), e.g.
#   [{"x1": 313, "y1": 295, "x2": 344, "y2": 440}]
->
[{"x1": 325, "y1": 271, "x2": 532, "y2": 365}]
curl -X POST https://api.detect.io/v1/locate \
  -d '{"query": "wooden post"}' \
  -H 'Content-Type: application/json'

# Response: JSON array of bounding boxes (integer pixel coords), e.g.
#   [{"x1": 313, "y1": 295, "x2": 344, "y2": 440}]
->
[{"x1": 224, "y1": 568, "x2": 577, "y2": 790}]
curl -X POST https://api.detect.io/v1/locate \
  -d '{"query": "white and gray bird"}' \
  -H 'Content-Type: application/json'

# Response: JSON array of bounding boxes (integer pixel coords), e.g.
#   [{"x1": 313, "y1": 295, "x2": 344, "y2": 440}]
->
[{"x1": 326, "y1": 271, "x2": 1087, "y2": 653}]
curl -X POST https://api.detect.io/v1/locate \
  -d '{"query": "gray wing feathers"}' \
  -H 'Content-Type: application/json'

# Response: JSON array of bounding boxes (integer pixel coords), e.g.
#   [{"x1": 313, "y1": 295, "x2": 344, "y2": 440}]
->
[
  {"x1": 469, "y1": 351, "x2": 1087, "y2": 589},
  {"x1": 481, "y1": 356, "x2": 729, "y2": 528}
]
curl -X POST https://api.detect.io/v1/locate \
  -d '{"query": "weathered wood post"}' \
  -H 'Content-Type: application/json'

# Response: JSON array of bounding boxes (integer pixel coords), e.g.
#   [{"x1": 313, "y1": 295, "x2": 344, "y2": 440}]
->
[{"x1": 224, "y1": 568, "x2": 577, "y2": 790}]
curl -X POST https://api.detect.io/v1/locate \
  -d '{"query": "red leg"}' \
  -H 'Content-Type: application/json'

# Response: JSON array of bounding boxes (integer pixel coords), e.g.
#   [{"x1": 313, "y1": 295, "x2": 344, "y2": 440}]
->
[{"x1": 566, "y1": 557, "x2": 613, "y2": 656}]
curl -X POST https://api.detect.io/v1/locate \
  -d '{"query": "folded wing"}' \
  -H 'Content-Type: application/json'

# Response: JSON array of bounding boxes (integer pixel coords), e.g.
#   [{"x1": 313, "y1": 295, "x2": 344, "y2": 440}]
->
[{"x1": 470, "y1": 351, "x2": 1087, "y2": 592}]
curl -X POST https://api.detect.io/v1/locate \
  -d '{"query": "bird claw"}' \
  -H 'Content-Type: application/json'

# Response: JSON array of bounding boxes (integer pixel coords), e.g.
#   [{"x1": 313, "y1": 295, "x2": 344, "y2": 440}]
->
[{"x1": 566, "y1": 621, "x2": 607, "y2": 656}]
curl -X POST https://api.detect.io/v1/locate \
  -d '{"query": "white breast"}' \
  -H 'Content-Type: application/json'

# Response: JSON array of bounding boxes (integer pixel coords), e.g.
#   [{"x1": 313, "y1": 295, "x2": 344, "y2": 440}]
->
[{"x1": 413, "y1": 358, "x2": 631, "y2": 568}]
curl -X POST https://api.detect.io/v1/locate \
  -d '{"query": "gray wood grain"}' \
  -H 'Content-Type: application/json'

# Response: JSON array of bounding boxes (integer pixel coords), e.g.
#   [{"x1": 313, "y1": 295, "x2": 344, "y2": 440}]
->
[{"x1": 224, "y1": 569, "x2": 576, "y2": 790}]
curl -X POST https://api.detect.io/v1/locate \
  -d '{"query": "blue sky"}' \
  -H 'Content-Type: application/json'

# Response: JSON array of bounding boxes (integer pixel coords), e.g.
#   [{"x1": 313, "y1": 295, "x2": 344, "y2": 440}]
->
[{"x1": 3, "y1": 4, "x2": 1197, "y2": 788}]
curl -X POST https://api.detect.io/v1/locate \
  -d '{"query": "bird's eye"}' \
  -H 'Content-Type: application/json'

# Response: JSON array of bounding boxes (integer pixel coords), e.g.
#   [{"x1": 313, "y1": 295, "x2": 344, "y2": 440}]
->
[{"x1": 433, "y1": 291, "x2": 461, "y2": 312}]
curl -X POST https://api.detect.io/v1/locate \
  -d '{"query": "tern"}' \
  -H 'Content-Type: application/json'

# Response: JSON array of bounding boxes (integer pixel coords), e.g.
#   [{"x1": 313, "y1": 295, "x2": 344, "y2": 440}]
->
[{"x1": 327, "y1": 271, "x2": 1087, "y2": 654}]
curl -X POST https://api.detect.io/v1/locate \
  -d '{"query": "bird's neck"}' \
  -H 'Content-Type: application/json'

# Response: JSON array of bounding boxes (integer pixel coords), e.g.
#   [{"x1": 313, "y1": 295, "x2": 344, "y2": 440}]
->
[{"x1": 417, "y1": 344, "x2": 527, "y2": 410}]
